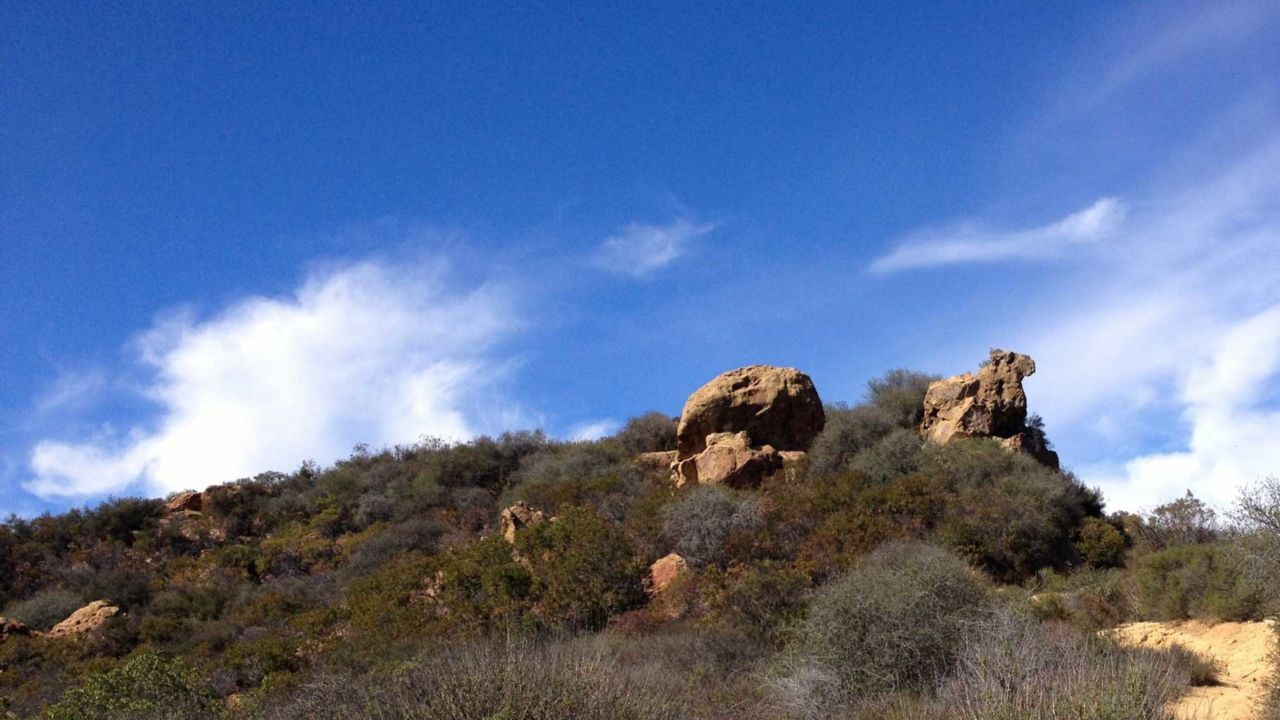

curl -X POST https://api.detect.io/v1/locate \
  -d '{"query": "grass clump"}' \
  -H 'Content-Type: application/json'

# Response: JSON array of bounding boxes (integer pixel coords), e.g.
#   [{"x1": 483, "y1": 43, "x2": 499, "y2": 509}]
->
[{"x1": 247, "y1": 638, "x2": 680, "y2": 720}]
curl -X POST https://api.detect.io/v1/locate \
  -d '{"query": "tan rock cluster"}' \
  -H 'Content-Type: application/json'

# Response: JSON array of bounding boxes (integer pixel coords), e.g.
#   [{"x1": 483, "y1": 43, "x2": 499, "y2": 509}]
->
[
  {"x1": 920, "y1": 349, "x2": 1059, "y2": 468},
  {"x1": 671, "y1": 366, "x2": 824, "y2": 488},
  {"x1": 46, "y1": 600, "x2": 119, "y2": 639},
  {"x1": 500, "y1": 501, "x2": 546, "y2": 543}
]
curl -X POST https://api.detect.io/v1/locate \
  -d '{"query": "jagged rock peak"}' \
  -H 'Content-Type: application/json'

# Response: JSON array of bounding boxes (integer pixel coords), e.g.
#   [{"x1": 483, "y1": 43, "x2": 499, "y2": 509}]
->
[{"x1": 920, "y1": 349, "x2": 1059, "y2": 469}]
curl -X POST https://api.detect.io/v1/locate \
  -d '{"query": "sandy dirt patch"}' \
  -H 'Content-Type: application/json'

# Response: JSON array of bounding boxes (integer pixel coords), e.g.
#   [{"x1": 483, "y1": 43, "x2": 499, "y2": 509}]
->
[{"x1": 1112, "y1": 619, "x2": 1276, "y2": 720}]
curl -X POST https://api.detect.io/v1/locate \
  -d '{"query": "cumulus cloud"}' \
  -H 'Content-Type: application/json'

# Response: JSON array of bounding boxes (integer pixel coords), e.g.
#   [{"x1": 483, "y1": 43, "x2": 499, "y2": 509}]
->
[
  {"x1": 1010, "y1": 139, "x2": 1280, "y2": 510},
  {"x1": 27, "y1": 260, "x2": 517, "y2": 498},
  {"x1": 869, "y1": 198, "x2": 1125, "y2": 274},
  {"x1": 593, "y1": 218, "x2": 716, "y2": 278}
]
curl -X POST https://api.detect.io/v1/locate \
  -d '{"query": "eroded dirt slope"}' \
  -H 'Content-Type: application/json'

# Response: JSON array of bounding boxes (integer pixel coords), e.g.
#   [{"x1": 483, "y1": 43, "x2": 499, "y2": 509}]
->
[{"x1": 1113, "y1": 620, "x2": 1276, "y2": 720}]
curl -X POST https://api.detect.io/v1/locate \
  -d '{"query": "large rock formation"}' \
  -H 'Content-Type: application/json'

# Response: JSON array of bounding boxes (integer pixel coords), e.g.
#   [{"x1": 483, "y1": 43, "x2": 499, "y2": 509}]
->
[
  {"x1": 673, "y1": 366, "x2": 824, "y2": 487},
  {"x1": 675, "y1": 366, "x2": 825, "y2": 458},
  {"x1": 46, "y1": 600, "x2": 119, "y2": 639},
  {"x1": 920, "y1": 349, "x2": 1059, "y2": 468}
]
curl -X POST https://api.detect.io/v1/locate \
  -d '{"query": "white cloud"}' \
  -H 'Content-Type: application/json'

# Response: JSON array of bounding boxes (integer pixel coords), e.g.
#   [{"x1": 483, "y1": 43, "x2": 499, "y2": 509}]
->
[
  {"x1": 567, "y1": 419, "x2": 619, "y2": 442},
  {"x1": 1010, "y1": 140, "x2": 1280, "y2": 510},
  {"x1": 594, "y1": 219, "x2": 716, "y2": 278},
  {"x1": 27, "y1": 260, "x2": 518, "y2": 498},
  {"x1": 1099, "y1": 306, "x2": 1280, "y2": 510},
  {"x1": 869, "y1": 198, "x2": 1124, "y2": 273}
]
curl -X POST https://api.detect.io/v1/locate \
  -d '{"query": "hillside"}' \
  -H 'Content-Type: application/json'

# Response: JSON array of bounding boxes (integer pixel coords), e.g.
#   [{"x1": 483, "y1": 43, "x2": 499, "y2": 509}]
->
[{"x1": 1, "y1": 350, "x2": 1277, "y2": 719}]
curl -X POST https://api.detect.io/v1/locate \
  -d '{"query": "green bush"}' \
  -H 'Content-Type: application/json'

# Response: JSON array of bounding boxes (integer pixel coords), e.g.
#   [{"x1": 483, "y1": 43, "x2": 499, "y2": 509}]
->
[
  {"x1": 847, "y1": 428, "x2": 925, "y2": 484},
  {"x1": 1135, "y1": 543, "x2": 1264, "y2": 620},
  {"x1": 928, "y1": 439, "x2": 1102, "y2": 581},
  {"x1": 774, "y1": 541, "x2": 994, "y2": 707},
  {"x1": 613, "y1": 412, "x2": 678, "y2": 455},
  {"x1": 703, "y1": 561, "x2": 807, "y2": 643},
  {"x1": 1076, "y1": 516, "x2": 1128, "y2": 568},
  {"x1": 866, "y1": 369, "x2": 939, "y2": 428},
  {"x1": 43, "y1": 652, "x2": 219, "y2": 720},
  {"x1": 3, "y1": 587, "x2": 83, "y2": 631},
  {"x1": 807, "y1": 404, "x2": 896, "y2": 476},
  {"x1": 516, "y1": 506, "x2": 645, "y2": 629}
]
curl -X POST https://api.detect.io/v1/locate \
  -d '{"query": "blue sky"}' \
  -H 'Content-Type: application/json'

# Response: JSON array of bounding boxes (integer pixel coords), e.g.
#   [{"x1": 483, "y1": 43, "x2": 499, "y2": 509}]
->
[{"x1": 3, "y1": 1, "x2": 1279, "y2": 515}]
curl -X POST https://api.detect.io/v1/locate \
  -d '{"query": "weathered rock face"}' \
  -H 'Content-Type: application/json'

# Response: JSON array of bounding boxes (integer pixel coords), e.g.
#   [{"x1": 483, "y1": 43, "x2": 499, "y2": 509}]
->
[
  {"x1": 0, "y1": 617, "x2": 31, "y2": 642},
  {"x1": 500, "y1": 501, "x2": 546, "y2": 543},
  {"x1": 672, "y1": 431, "x2": 782, "y2": 488},
  {"x1": 672, "y1": 366, "x2": 823, "y2": 488},
  {"x1": 46, "y1": 600, "x2": 119, "y2": 639},
  {"x1": 920, "y1": 349, "x2": 1059, "y2": 469},
  {"x1": 164, "y1": 490, "x2": 203, "y2": 514},
  {"x1": 675, "y1": 366, "x2": 825, "y2": 459}
]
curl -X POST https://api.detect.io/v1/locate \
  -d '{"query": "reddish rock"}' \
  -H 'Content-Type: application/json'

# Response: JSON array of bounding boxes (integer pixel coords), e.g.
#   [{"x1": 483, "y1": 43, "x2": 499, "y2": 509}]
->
[{"x1": 648, "y1": 553, "x2": 690, "y2": 596}]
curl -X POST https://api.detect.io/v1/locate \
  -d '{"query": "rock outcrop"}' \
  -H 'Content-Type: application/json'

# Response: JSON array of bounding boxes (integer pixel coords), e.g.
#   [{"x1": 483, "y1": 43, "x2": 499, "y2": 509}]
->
[
  {"x1": 46, "y1": 600, "x2": 119, "y2": 639},
  {"x1": 672, "y1": 431, "x2": 782, "y2": 488},
  {"x1": 500, "y1": 501, "x2": 546, "y2": 543},
  {"x1": 164, "y1": 490, "x2": 203, "y2": 514},
  {"x1": 672, "y1": 366, "x2": 823, "y2": 487},
  {"x1": 0, "y1": 617, "x2": 31, "y2": 642},
  {"x1": 675, "y1": 366, "x2": 825, "y2": 458},
  {"x1": 920, "y1": 349, "x2": 1059, "y2": 468}
]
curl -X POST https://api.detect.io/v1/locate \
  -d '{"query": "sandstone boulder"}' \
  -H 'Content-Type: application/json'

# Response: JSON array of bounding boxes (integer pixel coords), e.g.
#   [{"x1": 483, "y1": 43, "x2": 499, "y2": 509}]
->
[
  {"x1": 164, "y1": 490, "x2": 203, "y2": 514},
  {"x1": 648, "y1": 553, "x2": 689, "y2": 596},
  {"x1": 920, "y1": 349, "x2": 1059, "y2": 468},
  {"x1": 0, "y1": 617, "x2": 31, "y2": 642},
  {"x1": 46, "y1": 600, "x2": 119, "y2": 639},
  {"x1": 500, "y1": 501, "x2": 546, "y2": 543},
  {"x1": 675, "y1": 366, "x2": 825, "y2": 459},
  {"x1": 672, "y1": 431, "x2": 782, "y2": 489}
]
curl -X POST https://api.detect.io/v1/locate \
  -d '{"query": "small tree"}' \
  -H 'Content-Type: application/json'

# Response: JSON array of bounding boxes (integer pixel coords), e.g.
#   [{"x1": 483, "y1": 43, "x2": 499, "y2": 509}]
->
[{"x1": 1138, "y1": 491, "x2": 1218, "y2": 550}]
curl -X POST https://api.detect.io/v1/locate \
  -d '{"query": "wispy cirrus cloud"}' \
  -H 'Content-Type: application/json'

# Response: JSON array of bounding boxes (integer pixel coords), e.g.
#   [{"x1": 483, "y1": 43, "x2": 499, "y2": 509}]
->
[
  {"x1": 869, "y1": 197, "x2": 1125, "y2": 274},
  {"x1": 567, "y1": 419, "x2": 619, "y2": 442},
  {"x1": 593, "y1": 218, "x2": 716, "y2": 278},
  {"x1": 27, "y1": 259, "x2": 519, "y2": 499}
]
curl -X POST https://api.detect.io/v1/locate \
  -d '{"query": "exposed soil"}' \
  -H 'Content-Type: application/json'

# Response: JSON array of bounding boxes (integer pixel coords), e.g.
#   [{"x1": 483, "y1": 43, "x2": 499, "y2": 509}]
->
[{"x1": 1113, "y1": 620, "x2": 1276, "y2": 720}]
